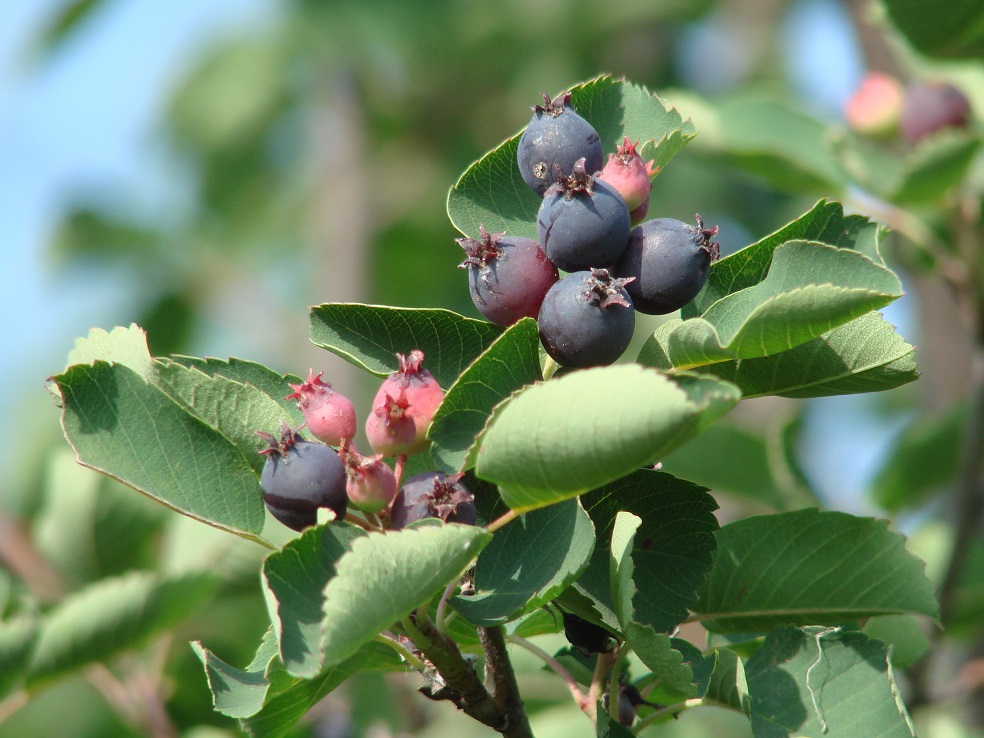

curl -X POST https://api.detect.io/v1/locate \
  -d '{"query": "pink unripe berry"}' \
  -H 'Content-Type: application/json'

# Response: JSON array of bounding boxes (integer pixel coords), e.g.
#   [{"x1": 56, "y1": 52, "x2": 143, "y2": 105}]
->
[
  {"x1": 285, "y1": 370, "x2": 357, "y2": 447},
  {"x1": 597, "y1": 138, "x2": 657, "y2": 211},
  {"x1": 365, "y1": 350, "x2": 445, "y2": 456},
  {"x1": 338, "y1": 441, "x2": 398, "y2": 513},
  {"x1": 844, "y1": 72, "x2": 903, "y2": 137}
]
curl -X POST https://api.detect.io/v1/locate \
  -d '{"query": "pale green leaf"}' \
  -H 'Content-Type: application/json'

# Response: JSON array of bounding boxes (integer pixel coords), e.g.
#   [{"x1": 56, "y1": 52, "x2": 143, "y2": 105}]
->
[
  {"x1": 705, "y1": 648, "x2": 750, "y2": 715},
  {"x1": 321, "y1": 522, "x2": 492, "y2": 668},
  {"x1": 65, "y1": 324, "x2": 155, "y2": 378}
]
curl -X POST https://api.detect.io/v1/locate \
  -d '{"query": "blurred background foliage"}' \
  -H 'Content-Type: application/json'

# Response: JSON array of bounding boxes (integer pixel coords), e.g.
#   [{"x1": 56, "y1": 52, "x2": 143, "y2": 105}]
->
[{"x1": 1, "y1": 0, "x2": 983, "y2": 736}]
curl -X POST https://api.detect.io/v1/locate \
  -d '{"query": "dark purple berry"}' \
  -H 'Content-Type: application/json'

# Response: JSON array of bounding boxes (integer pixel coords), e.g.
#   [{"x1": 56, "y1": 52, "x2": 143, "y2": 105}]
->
[
  {"x1": 562, "y1": 612, "x2": 613, "y2": 655},
  {"x1": 536, "y1": 159, "x2": 631, "y2": 272},
  {"x1": 612, "y1": 215, "x2": 720, "y2": 315},
  {"x1": 389, "y1": 472, "x2": 477, "y2": 530},
  {"x1": 537, "y1": 268, "x2": 635, "y2": 368},
  {"x1": 257, "y1": 424, "x2": 347, "y2": 531},
  {"x1": 457, "y1": 225, "x2": 558, "y2": 326},
  {"x1": 517, "y1": 92, "x2": 604, "y2": 197},
  {"x1": 901, "y1": 81, "x2": 972, "y2": 144}
]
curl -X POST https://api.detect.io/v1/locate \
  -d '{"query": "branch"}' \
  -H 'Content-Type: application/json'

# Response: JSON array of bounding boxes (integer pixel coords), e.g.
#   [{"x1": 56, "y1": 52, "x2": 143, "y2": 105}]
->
[
  {"x1": 479, "y1": 626, "x2": 534, "y2": 738},
  {"x1": 402, "y1": 612, "x2": 504, "y2": 729}
]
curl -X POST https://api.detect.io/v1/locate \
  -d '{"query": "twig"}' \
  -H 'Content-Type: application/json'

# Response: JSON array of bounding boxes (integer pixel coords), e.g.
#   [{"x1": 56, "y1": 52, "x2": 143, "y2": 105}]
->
[
  {"x1": 479, "y1": 626, "x2": 534, "y2": 738},
  {"x1": 435, "y1": 580, "x2": 458, "y2": 639},
  {"x1": 374, "y1": 634, "x2": 427, "y2": 672},
  {"x1": 487, "y1": 509, "x2": 519, "y2": 534},
  {"x1": 507, "y1": 634, "x2": 589, "y2": 712},
  {"x1": 586, "y1": 649, "x2": 617, "y2": 721},
  {"x1": 632, "y1": 698, "x2": 706, "y2": 733}
]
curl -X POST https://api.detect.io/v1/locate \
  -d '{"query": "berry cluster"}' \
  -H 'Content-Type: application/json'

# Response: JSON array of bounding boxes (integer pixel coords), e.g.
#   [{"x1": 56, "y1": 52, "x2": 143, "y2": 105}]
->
[
  {"x1": 256, "y1": 352, "x2": 475, "y2": 532},
  {"x1": 458, "y1": 91, "x2": 720, "y2": 368}
]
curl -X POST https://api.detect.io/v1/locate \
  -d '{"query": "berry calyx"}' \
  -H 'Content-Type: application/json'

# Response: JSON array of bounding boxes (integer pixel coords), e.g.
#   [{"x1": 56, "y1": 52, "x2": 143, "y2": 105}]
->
[
  {"x1": 285, "y1": 369, "x2": 357, "y2": 447},
  {"x1": 388, "y1": 471, "x2": 477, "y2": 530},
  {"x1": 338, "y1": 440, "x2": 398, "y2": 514},
  {"x1": 257, "y1": 423, "x2": 347, "y2": 531},
  {"x1": 365, "y1": 350, "x2": 444, "y2": 456},
  {"x1": 597, "y1": 138, "x2": 657, "y2": 211},
  {"x1": 457, "y1": 225, "x2": 558, "y2": 326}
]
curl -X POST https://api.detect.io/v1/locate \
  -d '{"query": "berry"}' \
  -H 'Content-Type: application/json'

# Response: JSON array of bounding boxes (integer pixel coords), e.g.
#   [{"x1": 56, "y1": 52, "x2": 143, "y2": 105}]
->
[
  {"x1": 561, "y1": 611, "x2": 613, "y2": 655},
  {"x1": 844, "y1": 72, "x2": 903, "y2": 138},
  {"x1": 285, "y1": 369, "x2": 357, "y2": 446},
  {"x1": 612, "y1": 215, "x2": 720, "y2": 315},
  {"x1": 628, "y1": 196, "x2": 649, "y2": 226},
  {"x1": 457, "y1": 225, "x2": 558, "y2": 326},
  {"x1": 257, "y1": 424, "x2": 347, "y2": 531},
  {"x1": 365, "y1": 350, "x2": 444, "y2": 456},
  {"x1": 338, "y1": 441, "x2": 398, "y2": 513},
  {"x1": 536, "y1": 159, "x2": 632, "y2": 272},
  {"x1": 537, "y1": 268, "x2": 635, "y2": 368},
  {"x1": 517, "y1": 92, "x2": 604, "y2": 197},
  {"x1": 597, "y1": 138, "x2": 657, "y2": 211},
  {"x1": 388, "y1": 472, "x2": 477, "y2": 530},
  {"x1": 900, "y1": 81, "x2": 972, "y2": 144}
]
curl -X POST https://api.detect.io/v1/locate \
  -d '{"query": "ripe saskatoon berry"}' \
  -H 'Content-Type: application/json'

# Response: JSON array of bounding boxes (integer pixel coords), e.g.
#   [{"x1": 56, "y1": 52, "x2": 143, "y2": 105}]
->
[
  {"x1": 561, "y1": 611, "x2": 613, "y2": 655},
  {"x1": 536, "y1": 159, "x2": 632, "y2": 272},
  {"x1": 617, "y1": 681, "x2": 664, "y2": 726},
  {"x1": 338, "y1": 441, "x2": 398, "y2": 514},
  {"x1": 597, "y1": 137, "x2": 657, "y2": 211},
  {"x1": 257, "y1": 423, "x2": 347, "y2": 531},
  {"x1": 900, "y1": 81, "x2": 972, "y2": 144},
  {"x1": 457, "y1": 224, "x2": 558, "y2": 326},
  {"x1": 284, "y1": 369, "x2": 357, "y2": 447},
  {"x1": 388, "y1": 472, "x2": 477, "y2": 530},
  {"x1": 612, "y1": 215, "x2": 720, "y2": 315},
  {"x1": 844, "y1": 72, "x2": 904, "y2": 138},
  {"x1": 365, "y1": 350, "x2": 444, "y2": 456},
  {"x1": 517, "y1": 91, "x2": 604, "y2": 197},
  {"x1": 537, "y1": 268, "x2": 635, "y2": 368}
]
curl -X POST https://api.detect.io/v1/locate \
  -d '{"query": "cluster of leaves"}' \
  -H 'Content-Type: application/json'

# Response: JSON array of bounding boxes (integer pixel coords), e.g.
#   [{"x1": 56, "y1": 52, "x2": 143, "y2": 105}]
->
[{"x1": 16, "y1": 77, "x2": 943, "y2": 738}]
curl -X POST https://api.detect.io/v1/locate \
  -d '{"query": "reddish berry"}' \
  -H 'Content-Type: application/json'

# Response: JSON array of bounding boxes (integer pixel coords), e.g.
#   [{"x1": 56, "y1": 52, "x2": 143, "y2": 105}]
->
[
  {"x1": 628, "y1": 195, "x2": 650, "y2": 226},
  {"x1": 901, "y1": 81, "x2": 972, "y2": 144},
  {"x1": 285, "y1": 370, "x2": 357, "y2": 446},
  {"x1": 457, "y1": 225, "x2": 558, "y2": 326},
  {"x1": 338, "y1": 441, "x2": 398, "y2": 513},
  {"x1": 389, "y1": 472, "x2": 477, "y2": 530},
  {"x1": 257, "y1": 423, "x2": 347, "y2": 531},
  {"x1": 365, "y1": 351, "x2": 444, "y2": 456},
  {"x1": 597, "y1": 138, "x2": 657, "y2": 211},
  {"x1": 844, "y1": 72, "x2": 903, "y2": 138}
]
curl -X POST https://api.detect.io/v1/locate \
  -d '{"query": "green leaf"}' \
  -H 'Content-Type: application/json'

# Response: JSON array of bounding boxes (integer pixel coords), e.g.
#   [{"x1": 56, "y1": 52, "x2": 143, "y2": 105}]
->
[
  {"x1": 862, "y1": 615, "x2": 931, "y2": 669},
  {"x1": 447, "y1": 74, "x2": 695, "y2": 240},
  {"x1": 883, "y1": 0, "x2": 984, "y2": 59},
  {"x1": 474, "y1": 365, "x2": 739, "y2": 511},
  {"x1": 155, "y1": 360, "x2": 295, "y2": 475},
  {"x1": 625, "y1": 624, "x2": 697, "y2": 702},
  {"x1": 705, "y1": 648, "x2": 750, "y2": 715},
  {"x1": 645, "y1": 312, "x2": 918, "y2": 398},
  {"x1": 451, "y1": 499, "x2": 594, "y2": 626},
  {"x1": 430, "y1": 318, "x2": 542, "y2": 474},
  {"x1": 660, "y1": 417, "x2": 818, "y2": 511},
  {"x1": 320, "y1": 522, "x2": 492, "y2": 668},
  {"x1": 308, "y1": 303, "x2": 503, "y2": 386},
  {"x1": 28, "y1": 571, "x2": 218, "y2": 687},
  {"x1": 192, "y1": 629, "x2": 280, "y2": 719},
  {"x1": 596, "y1": 710, "x2": 636, "y2": 738},
  {"x1": 576, "y1": 470, "x2": 719, "y2": 633},
  {"x1": 53, "y1": 362, "x2": 268, "y2": 539},
  {"x1": 682, "y1": 93, "x2": 846, "y2": 194},
  {"x1": 687, "y1": 200, "x2": 885, "y2": 316},
  {"x1": 169, "y1": 356, "x2": 304, "y2": 423},
  {"x1": 746, "y1": 626, "x2": 917, "y2": 737},
  {"x1": 610, "y1": 511, "x2": 643, "y2": 627},
  {"x1": 888, "y1": 132, "x2": 982, "y2": 203},
  {"x1": 645, "y1": 242, "x2": 902, "y2": 370},
  {"x1": 65, "y1": 324, "x2": 155, "y2": 378},
  {"x1": 871, "y1": 404, "x2": 966, "y2": 511},
  {"x1": 0, "y1": 616, "x2": 38, "y2": 699},
  {"x1": 696, "y1": 509, "x2": 940, "y2": 633},
  {"x1": 240, "y1": 650, "x2": 370, "y2": 738},
  {"x1": 262, "y1": 524, "x2": 367, "y2": 678},
  {"x1": 32, "y1": 0, "x2": 107, "y2": 55}
]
